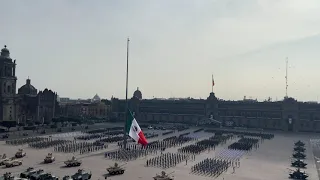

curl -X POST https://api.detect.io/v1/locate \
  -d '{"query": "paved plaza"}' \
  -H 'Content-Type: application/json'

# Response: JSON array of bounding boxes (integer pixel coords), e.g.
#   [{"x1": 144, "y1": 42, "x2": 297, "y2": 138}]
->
[{"x1": 0, "y1": 128, "x2": 319, "y2": 180}]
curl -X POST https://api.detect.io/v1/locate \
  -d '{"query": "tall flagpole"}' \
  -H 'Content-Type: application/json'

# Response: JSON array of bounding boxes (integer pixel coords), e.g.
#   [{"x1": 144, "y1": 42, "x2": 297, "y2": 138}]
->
[{"x1": 123, "y1": 38, "x2": 130, "y2": 149}]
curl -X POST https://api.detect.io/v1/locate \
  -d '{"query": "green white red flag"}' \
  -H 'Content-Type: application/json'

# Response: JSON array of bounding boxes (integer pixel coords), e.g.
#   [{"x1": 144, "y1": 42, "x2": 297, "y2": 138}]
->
[{"x1": 125, "y1": 109, "x2": 148, "y2": 146}]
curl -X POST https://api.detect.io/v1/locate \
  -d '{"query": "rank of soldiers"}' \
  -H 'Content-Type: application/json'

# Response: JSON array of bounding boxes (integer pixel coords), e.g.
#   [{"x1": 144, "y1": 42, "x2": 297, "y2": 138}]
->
[
  {"x1": 205, "y1": 129, "x2": 274, "y2": 140},
  {"x1": 6, "y1": 137, "x2": 48, "y2": 146},
  {"x1": 146, "y1": 152, "x2": 188, "y2": 169},
  {"x1": 228, "y1": 137, "x2": 260, "y2": 151},
  {"x1": 191, "y1": 158, "x2": 230, "y2": 177}
]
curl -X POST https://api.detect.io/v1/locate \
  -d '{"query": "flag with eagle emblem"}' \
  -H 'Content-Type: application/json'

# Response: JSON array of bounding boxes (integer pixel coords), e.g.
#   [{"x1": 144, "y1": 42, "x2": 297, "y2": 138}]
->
[{"x1": 125, "y1": 109, "x2": 148, "y2": 146}]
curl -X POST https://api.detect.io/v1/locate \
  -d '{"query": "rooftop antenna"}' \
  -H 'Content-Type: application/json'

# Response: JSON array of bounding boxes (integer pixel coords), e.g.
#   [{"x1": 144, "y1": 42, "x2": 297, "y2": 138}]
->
[{"x1": 285, "y1": 57, "x2": 288, "y2": 98}]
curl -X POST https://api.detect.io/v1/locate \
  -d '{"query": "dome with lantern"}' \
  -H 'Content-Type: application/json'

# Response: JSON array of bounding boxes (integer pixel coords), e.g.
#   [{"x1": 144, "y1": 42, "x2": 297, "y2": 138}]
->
[
  {"x1": 92, "y1": 94, "x2": 101, "y2": 102},
  {"x1": 133, "y1": 87, "x2": 142, "y2": 100}
]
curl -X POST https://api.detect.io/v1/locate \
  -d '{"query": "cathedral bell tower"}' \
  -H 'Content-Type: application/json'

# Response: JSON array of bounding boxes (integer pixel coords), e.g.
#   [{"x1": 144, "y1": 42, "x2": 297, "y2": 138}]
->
[{"x1": 0, "y1": 45, "x2": 17, "y2": 124}]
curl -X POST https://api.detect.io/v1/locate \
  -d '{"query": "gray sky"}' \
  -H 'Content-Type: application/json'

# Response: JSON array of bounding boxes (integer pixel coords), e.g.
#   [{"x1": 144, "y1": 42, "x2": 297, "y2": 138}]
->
[{"x1": 1, "y1": 0, "x2": 320, "y2": 101}]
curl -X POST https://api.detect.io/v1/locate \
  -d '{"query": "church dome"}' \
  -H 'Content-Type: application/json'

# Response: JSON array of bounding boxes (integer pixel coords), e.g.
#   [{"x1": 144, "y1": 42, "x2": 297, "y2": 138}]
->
[
  {"x1": 92, "y1": 94, "x2": 101, "y2": 102},
  {"x1": 133, "y1": 87, "x2": 142, "y2": 100},
  {"x1": 0, "y1": 45, "x2": 11, "y2": 61},
  {"x1": 18, "y1": 78, "x2": 37, "y2": 96}
]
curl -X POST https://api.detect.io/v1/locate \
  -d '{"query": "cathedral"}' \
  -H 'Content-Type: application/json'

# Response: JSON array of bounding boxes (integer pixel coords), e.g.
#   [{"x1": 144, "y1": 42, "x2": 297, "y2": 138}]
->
[{"x1": 0, "y1": 45, "x2": 58, "y2": 127}]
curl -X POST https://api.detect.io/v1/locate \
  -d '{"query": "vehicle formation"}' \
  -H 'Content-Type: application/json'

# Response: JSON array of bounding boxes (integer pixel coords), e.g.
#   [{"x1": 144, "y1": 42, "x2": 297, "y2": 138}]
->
[
  {"x1": 64, "y1": 156, "x2": 82, "y2": 167},
  {"x1": 106, "y1": 162, "x2": 126, "y2": 175},
  {"x1": 153, "y1": 171, "x2": 174, "y2": 180},
  {"x1": 44, "y1": 153, "x2": 55, "y2": 164},
  {"x1": 289, "y1": 140, "x2": 308, "y2": 179},
  {"x1": 29, "y1": 169, "x2": 58, "y2": 180}
]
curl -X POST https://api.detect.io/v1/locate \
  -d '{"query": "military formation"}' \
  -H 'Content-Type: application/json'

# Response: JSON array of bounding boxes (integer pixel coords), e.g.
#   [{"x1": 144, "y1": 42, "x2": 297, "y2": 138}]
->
[
  {"x1": 288, "y1": 140, "x2": 309, "y2": 180},
  {"x1": 53, "y1": 141, "x2": 108, "y2": 154},
  {"x1": 146, "y1": 152, "x2": 189, "y2": 169},
  {"x1": 191, "y1": 158, "x2": 230, "y2": 177},
  {"x1": 105, "y1": 148, "x2": 151, "y2": 161},
  {"x1": 228, "y1": 137, "x2": 260, "y2": 151}
]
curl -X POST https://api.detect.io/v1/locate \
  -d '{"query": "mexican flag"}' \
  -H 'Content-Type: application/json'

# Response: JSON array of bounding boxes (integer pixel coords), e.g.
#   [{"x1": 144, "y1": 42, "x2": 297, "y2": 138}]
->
[{"x1": 125, "y1": 109, "x2": 148, "y2": 146}]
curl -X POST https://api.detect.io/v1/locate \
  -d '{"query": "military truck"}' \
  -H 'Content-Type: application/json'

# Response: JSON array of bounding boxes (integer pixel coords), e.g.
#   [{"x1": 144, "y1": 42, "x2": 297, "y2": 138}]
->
[
  {"x1": 153, "y1": 171, "x2": 174, "y2": 180},
  {"x1": 64, "y1": 156, "x2": 82, "y2": 167},
  {"x1": 15, "y1": 149, "x2": 26, "y2": 158},
  {"x1": 0, "y1": 172, "x2": 26, "y2": 180},
  {"x1": 44, "y1": 153, "x2": 55, "y2": 163},
  {"x1": 20, "y1": 167, "x2": 38, "y2": 178},
  {"x1": 4, "y1": 159, "x2": 22, "y2": 168},
  {"x1": 71, "y1": 169, "x2": 92, "y2": 180},
  {"x1": 106, "y1": 162, "x2": 126, "y2": 175}
]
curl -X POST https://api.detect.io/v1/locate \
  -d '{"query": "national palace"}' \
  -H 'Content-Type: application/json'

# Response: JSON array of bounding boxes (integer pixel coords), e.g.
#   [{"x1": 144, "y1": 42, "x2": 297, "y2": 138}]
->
[{"x1": 111, "y1": 88, "x2": 320, "y2": 133}]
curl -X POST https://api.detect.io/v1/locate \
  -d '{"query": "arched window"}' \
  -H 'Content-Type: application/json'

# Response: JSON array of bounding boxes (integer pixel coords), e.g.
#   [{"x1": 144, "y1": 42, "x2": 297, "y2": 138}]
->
[{"x1": 7, "y1": 85, "x2": 11, "y2": 94}]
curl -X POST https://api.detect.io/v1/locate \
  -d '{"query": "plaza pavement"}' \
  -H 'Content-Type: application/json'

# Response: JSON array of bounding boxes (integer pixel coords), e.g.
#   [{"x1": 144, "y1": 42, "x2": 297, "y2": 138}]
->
[{"x1": 0, "y1": 128, "x2": 319, "y2": 180}]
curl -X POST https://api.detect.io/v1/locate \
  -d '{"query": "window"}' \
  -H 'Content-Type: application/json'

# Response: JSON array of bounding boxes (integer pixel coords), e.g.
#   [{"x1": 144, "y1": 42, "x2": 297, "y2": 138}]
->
[{"x1": 7, "y1": 85, "x2": 11, "y2": 93}]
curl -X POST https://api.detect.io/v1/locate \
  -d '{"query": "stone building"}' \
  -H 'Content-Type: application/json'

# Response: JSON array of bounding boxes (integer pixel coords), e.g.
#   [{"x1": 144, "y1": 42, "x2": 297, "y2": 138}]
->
[
  {"x1": 0, "y1": 45, "x2": 58, "y2": 126},
  {"x1": 60, "y1": 94, "x2": 111, "y2": 119},
  {"x1": 112, "y1": 88, "x2": 320, "y2": 133}
]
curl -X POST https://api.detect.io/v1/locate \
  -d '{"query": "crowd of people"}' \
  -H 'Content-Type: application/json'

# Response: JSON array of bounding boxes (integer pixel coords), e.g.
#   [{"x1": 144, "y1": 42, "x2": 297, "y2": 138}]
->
[
  {"x1": 29, "y1": 139, "x2": 70, "y2": 149},
  {"x1": 53, "y1": 141, "x2": 108, "y2": 154}
]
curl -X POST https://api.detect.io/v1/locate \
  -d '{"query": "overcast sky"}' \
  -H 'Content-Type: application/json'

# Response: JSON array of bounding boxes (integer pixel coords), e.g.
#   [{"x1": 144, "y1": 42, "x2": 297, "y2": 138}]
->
[{"x1": 1, "y1": 0, "x2": 320, "y2": 101}]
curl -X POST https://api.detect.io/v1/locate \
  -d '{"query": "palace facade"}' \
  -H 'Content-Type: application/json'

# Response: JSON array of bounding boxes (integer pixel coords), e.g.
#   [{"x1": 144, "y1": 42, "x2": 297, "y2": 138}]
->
[
  {"x1": 0, "y1": 45, "x2": 58, "y2": 126},
  {"x1": 111, "y1": 88, "x2": 320, "y2": 132}
]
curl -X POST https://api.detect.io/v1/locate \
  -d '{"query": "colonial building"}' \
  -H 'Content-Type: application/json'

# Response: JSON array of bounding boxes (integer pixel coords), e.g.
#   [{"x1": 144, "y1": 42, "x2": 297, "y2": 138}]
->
[
  {"x1": 0, "y1": 45, "x2": 58, "y2": 126},
  {"x1": 60, "y1": 94, "x2": 111, "y2": 119},
  {"x1": 112, "y1": 88, "x2": 320, "y2": 133}
]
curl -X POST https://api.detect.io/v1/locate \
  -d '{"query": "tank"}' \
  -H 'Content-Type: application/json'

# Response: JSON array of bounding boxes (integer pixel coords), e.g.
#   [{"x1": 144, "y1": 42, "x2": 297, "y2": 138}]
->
[
  {"x1": 4, "y1": 159, "x2": 22, "y2": 168},
  {"x1": 153, "y1": 171, "x2": 174, "y2": 180},
  {"x1": 19, "y1": 167, "x2": 38, "y2": 178},
  {"x1": 289, "y1": 168, "x2": 308, "y2": 179},
  {"x1": 295, "y1": 141, "x2": 305, "y2": 147},
  {"x1": 71, "y1": 169, "x2": 92, "y2": 180},
  {"x1": 15, "y1": 149, "x2": 26, "y2": 158},
  {"x1": 64, "y1": 156, "x2": 82, "y2": 167},
  {"x1": 294, "y1": 146, "x2": 306, "y2": 152},
  {"x1": 292, "y1": 152, "x2": 306, "y2": 159},
  {"x1": 106, "y1": 163, "x2": 126, "y2": 175},
  {"x1": 44, "y1": 153, "x2": 55, "y2": 163},
  {"x1": 291, "y1": 159, "x2": 307, "y2": 168}
]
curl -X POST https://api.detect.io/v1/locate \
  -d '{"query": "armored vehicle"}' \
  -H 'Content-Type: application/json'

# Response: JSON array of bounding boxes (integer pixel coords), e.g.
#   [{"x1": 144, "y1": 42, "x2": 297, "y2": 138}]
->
[
  {"x1": 4, "y1": 159, "x2": 22, "y2": 168},
  {"x1": 44, "y1": 153, "x2": 55, "y2": 163},
  {"x1": 294, "y1": 146, "x2": 306, "y2": 152},
  {"x1": 153, "y1": 171, "x2": 174, "y2": 180},
  {"x1": 289, "y1": 168, "x2": 308, "y2": 179},
  {"x1": 64, "y1": 156, "x2": 82, "y2": 167},
  {"x1": 291, "y1": 159, "x2": 307, "y2": 168},
  {"x1": 0, "y1": 172, "x2": 16, "y2": 180},
  {"x1": 29, "y1": 171, "x2": 58, "y2": 180},
  {"x1": 106, "y1": 163, "x2": 126, "y2": 175},
  {"x1": 71, "y1": 169, "x2": 92, "y2": 180},
  {"x1": 15, "y1": 149, "x2": 26, "y2": 158},
  {"x1": 293, "y1": 152, "x2": 306, "y2": 159},
  {"x1": 62, "y1": 176, "x2": 73, "y2": 180},
  {"x1": 0, "y1": 154, "x2": 10, "y2": 166},
  {"x1": 20, "y1": 167, "x2": 38, "y2": 178},
  {"x1": 295, "y1": 141, "x2": 305, "y2": 147}
]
